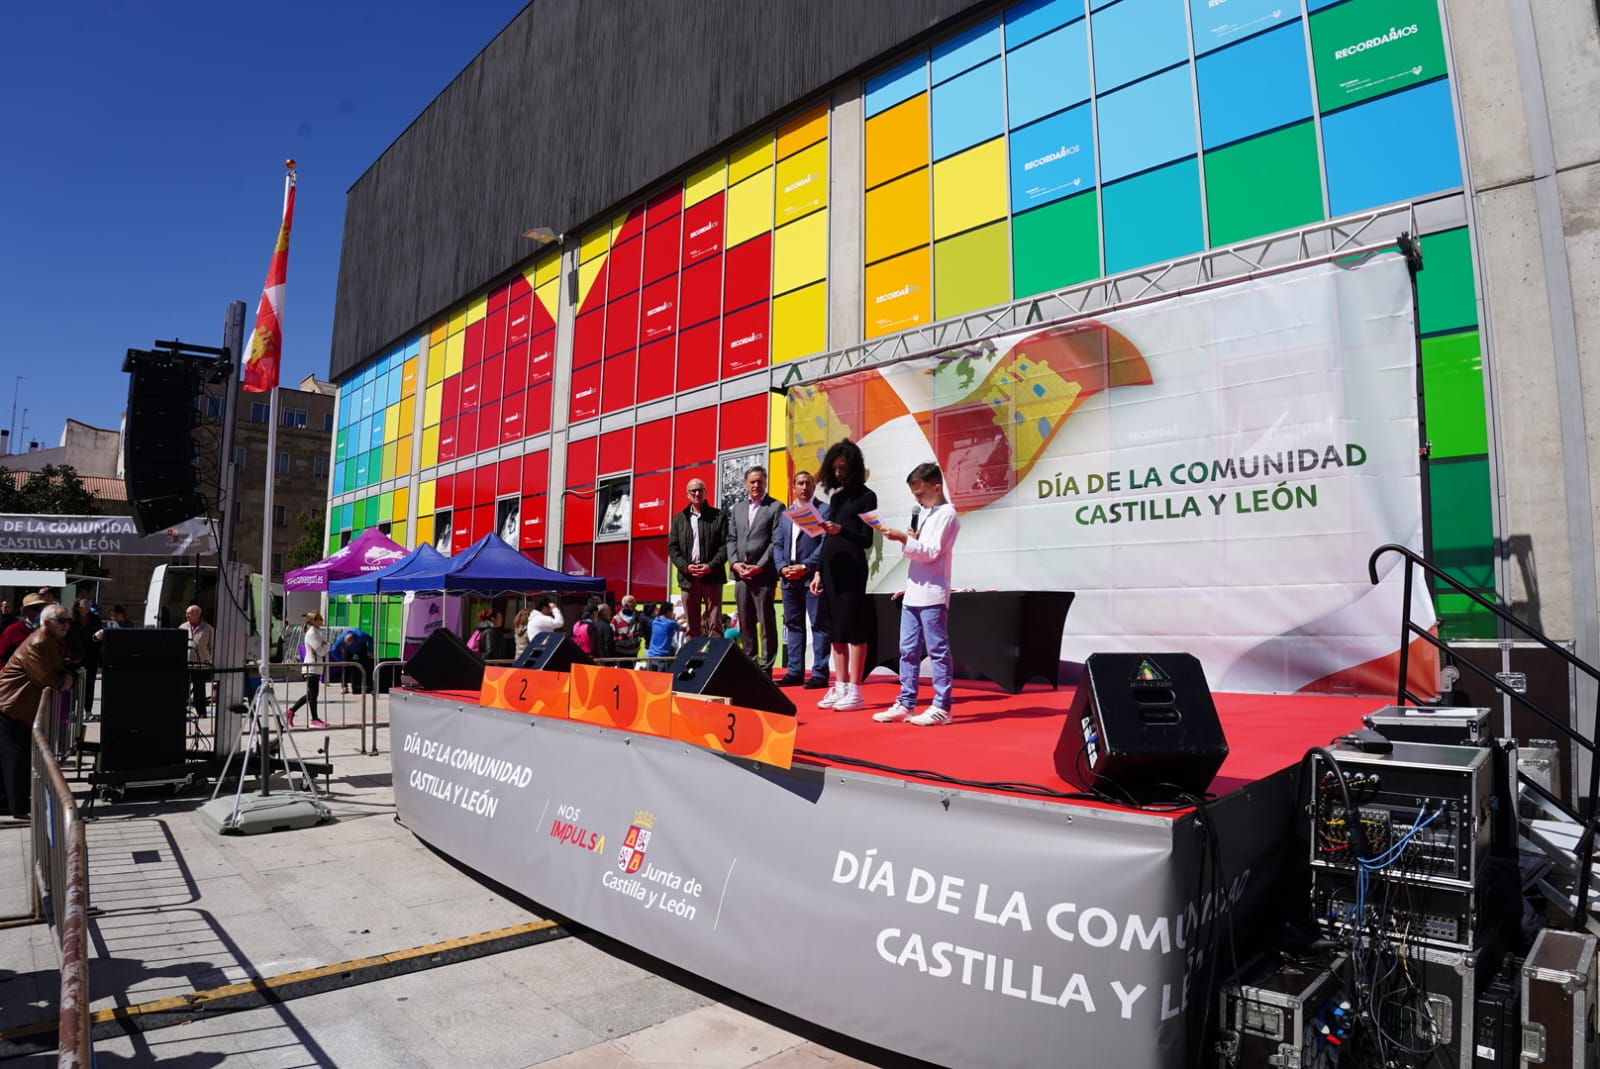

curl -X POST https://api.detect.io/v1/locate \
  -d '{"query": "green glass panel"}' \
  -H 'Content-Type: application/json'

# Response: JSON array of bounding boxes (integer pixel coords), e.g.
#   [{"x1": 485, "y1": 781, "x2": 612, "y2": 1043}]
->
[
  {"x1": 335, "y1": 429, "x2": 348, "y2": 463},
  {"x1": 358, "y1": 600, "x2": 375, "y2": 634},
  {"x1": 1012, "y1": 192, "x2": 1100, "y2": 298},
  {"x1": 1428, "y1": 457, "x2": 1494, "y2": 588},
  {"x1": 327, "y1": 534, "x2": 340, "y2": 556},
  {"x1": 378, "y1": 491, "x2": 394, "y2": 522},
  {"x1": 1434, "y1": 593, "x2": 1497, "y2": 640},
  {"x1": 341, "y1": 459, "x2": 356, "y2": 494},
  {"x1": 328, "y1": 599, "x2": 349, "y2": 627},
  {"x1": 1309, "y1": 0, "x2": 1448, "y2": 113},
  {"x1": 1202, "y1": 123, "x2": 1324, "y2": 246},
  {"x1": 934, "y1": 220, "x2": 1011, "y2": 320},
  {"x1": 1416, "y1": 227, "x2": 1477, "y2": 335},
  {"x1": 1421, "y1": 331, "x2": 1487, "y2": 458}
]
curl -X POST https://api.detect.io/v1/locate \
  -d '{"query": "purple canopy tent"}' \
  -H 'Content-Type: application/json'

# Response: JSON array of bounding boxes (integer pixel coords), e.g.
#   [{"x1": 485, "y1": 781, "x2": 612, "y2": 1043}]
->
[{"x1": 284, "y1": 528, "x2": 408, "y2": 591}]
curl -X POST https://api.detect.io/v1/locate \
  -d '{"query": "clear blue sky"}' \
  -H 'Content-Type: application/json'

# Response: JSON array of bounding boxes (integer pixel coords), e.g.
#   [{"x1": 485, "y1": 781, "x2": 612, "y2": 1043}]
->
[{"x1": 0, "y1": 1, "x2": 527, "y2": 457}]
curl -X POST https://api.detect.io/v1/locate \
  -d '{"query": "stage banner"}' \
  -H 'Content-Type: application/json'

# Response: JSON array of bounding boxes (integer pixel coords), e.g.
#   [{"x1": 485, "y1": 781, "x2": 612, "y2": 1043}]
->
[
  {"x1": 0, "y1": 513, "x2": 216, "y2": 556},
  {"x1": 786, "y1": 253, "x2": 1433, "y2": 694},
  {"x1": 393, "y1": 693, "x2": 1292, "y2": 1069}
]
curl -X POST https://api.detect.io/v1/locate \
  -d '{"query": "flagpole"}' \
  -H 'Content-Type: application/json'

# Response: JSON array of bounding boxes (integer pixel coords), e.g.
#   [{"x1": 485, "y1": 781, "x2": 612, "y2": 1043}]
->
[{"x1": 258, "y1": 164, "x2": 294, "y2": 671}]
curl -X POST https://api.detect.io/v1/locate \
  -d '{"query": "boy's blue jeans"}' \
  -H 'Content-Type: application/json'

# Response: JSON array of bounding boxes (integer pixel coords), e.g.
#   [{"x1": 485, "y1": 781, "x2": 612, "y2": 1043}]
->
[{"x1": 897, "y1": 602, "x2": 953, "y2": 710}]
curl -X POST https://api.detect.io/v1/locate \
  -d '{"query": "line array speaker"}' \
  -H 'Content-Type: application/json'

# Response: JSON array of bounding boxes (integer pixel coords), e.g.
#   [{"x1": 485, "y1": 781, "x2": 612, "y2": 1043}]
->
[{"x1": 124, "y1": 357, "x2": 204, "y2": 535}]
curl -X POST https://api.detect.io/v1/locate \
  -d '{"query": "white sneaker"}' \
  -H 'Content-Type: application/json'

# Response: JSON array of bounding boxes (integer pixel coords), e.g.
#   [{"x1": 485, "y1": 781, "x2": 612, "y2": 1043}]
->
[
  {"x1": 832, "y1": 684, "x2": 864, "y2": 712},
  {"x1": 873, "y1": 703, "x2": 914, "y2": 723},
  {"x1": 817, "y1": 684, "x2": 843, "y2": 709},
  {"x1": 908, "y1": 706, "x2": 952, "y2": 727}
]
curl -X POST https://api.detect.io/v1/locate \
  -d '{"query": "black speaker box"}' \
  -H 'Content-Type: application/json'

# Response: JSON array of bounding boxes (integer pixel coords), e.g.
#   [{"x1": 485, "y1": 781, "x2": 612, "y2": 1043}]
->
[
  {"x1": 1054, "y1": 652, "x2": 1228, "y2": 797},
  {"x1": 125, "y1": 362, "x2": 203, "y2": 534},
  {"x1": 404, "y1": 628, "x2": 485, "y2": 692},
  {"x1": 102, "y1": 627, "x2": 185, "y2": 669},
  {"x1": 513, "y1": 632, "x2": 594, "y2": 673},
  {"x1": 100, "y1": 649, "x2": 190, "y2": 773},
  {"x1": 666, "y1": 637, "x2": 795, "y2": 716}
]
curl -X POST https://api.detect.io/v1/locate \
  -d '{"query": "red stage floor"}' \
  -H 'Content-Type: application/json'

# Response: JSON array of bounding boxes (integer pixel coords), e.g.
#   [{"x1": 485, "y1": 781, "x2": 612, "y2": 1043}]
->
[{"x1": 423, "y1": 673, "x2": 1388, "y2": 810}]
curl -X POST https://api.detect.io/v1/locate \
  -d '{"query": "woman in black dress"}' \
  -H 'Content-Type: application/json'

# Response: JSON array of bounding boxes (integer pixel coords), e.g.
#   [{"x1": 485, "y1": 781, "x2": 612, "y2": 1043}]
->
[{"x1": 809, "y1": 438, "x2": 877, "y2": 712}]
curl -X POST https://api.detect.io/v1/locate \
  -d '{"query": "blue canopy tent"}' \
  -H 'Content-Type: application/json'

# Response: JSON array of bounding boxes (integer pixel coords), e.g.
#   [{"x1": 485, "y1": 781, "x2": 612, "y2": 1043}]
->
[{"x1": 396, "y1": 533, "x2": 605, "y2": 594}]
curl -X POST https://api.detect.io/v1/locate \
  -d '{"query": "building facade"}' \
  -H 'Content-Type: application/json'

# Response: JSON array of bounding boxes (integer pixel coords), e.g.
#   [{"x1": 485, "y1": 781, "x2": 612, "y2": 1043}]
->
[
  {"x1": 323, "y1": 0, "x2": 1600, "y2": 674},
  {"x1": 226, "y1": 376, "x2": 336, "y2": 580}
]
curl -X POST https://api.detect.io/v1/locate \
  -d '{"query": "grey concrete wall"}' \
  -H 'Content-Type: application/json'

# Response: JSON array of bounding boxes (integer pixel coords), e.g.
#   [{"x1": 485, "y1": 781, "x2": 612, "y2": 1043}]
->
[{"x1": 1447, "y1": 0, "x2": 1600, "y2": 662}]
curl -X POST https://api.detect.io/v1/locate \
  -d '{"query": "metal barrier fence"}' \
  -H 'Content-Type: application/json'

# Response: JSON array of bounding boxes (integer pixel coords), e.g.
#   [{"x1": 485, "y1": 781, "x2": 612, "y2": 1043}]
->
[{"x1": 28, "y1": 686, "x2": 93, "y2": 1066}]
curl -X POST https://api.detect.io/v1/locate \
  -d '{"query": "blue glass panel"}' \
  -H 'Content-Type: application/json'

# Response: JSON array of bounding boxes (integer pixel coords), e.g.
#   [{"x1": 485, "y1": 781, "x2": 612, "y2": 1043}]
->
[
  {"x1": 931, "y1": 59, "x2": 1006, "y2": 159},
  {"x1": 866, "y1": 55, "x2": 928, "y2": 117},
  {"x1": 386, "y1": 366, "x2": 403, "y2": 406},
  {"x1": 1005, "y1": 0, "x2": 1083, "y2": 47},
  {"x1": 1006, "y1": 20, "x2": 1091, "y2": 127},
  {"x1": 370, "y1": 410, "x2": 386, "y2": 451},
  {"x1": 1197, "y1": 22, "x2": 1311, "y2": 149},
  {"x1": 1190, "y1": 0, "x2": 1295, "y2": 53},
  {"x1": 932, "y1": 16, "x2": 1001, "y2": 83},
  {"x1": 405, "y1": 337, "x2": 421, "y2": 359},
  {"x1": 1103, "y1": 158, "x2": 1204, "y2": 272},
  {"x1": 1306, "y1": 0, "x2": 1341, "y2": 9},
  {"x1": 1096, "y1": 66, "x2": 1197, "y2": 181},
  {"x1": 354, "y1": 454, "x2": 370, "y2": 487},
  {"x1": 1009, "y1": 104, "x2": 1096, "y2": 210},
  {"x1": 1323, "y1": 80, "x2": 1461, "y2": 214},
  {"x1": 1091, "y1": 0, "x2": 1189, "y2": 92}
]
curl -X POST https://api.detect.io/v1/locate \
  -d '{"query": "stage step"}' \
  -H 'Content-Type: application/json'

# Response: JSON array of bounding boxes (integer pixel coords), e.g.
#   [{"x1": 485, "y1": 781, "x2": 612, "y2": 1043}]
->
[{"x1": 1522, "y1": 817, "x2": 1600, "y2": 937}]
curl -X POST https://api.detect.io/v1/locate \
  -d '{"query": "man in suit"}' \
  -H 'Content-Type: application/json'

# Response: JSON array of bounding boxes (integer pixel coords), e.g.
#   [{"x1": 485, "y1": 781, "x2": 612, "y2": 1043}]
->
[
  {"x1": 726, "y1": 465, "x2": 785, "y2": 671},
  {"x1": 667, "y1": 476, "x2": 728, "y2": 638},
  {"x1": 773, "y1": 469, "x2": 831, "y2": 689}
]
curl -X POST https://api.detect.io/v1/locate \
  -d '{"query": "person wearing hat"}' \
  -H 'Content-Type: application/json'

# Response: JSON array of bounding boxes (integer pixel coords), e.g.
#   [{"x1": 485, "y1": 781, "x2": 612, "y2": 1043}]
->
[
  {"x1": 0, "y1": 593, "x2": 49, "y2": 667},
  {"x1": 0, "y1": 603, "x2": 73, "y2": 819}
]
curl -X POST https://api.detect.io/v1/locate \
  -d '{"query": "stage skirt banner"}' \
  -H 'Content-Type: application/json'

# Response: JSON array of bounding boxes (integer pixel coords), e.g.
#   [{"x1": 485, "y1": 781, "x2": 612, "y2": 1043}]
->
[
  {"x1": 393, "y1": 692, "x2": 1292, "y2": 1069},
  {"x1": 0, "y1": 513, "x2": 216, "y2": 556},
  {"x1": 786, "y1": 252, "x2": 1432, "y2": 694}
]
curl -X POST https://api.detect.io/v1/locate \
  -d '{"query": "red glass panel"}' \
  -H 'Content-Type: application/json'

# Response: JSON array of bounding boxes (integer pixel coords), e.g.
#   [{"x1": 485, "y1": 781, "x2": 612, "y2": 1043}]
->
[
  {"x1": 601, "y1": 351, "x2": 637, "y2": 414},
  {"x1": 598, "y1": 424, "x2": 633, "y2": 474},
  {"x1": 506, "y1": 294, "x2": 532, "y2": 347},
  {"x1": 460, "y1": 364, "x2": 482, "y2": 412},
  {"x1": 646, "y1": 186, "x2": 682, "y2": 224},
  {"x1": 497, "y1": 459, "x2": 520, "y2": 498},
  {"x1": 569, "y1": 363, "x2": 601, "y2": 422},
  {"x1": 721, "y1": 301, "x2": 771, "y2": 379},
  {"x1": 528, "y1": 329, "x2": 555, "y2": 384},
  {"x1": 441, "y1": 374, "x2": 461, "y2": 416},
  {"x1": 574, "y1": 309, "x2": 604, "y2": 368},
  {"x1": 502, "y1": 340, "x2": 529, "y2": 392},
  {"x1": 476, "y1": 401, "x2": 500, "y2": 453},
  {"x1": 643, "y1": 215, "x2": 683, "y2": 284},
  {"x1": 636, "y1": 337, "x2": 676, "y2": 405},
  {"x1": 562, "y1": 543, "x2": 594, "y2": 577},
  {"x1": 607, "y1": 236, "x2": 643, "y2": 300},
  {"x1": 674, "y1": 407, "x2": 717, "y2": 468},
  {"x1": 522, "y1": 450, "x2": 549, "y2": 495},
  {"x1": 520, "y1": 492, "x2": 546, "y2": 549},
  {"x1": 483, "y1": 306, "x2": 507, "y2": 357},
  {"x1": 682, "y1": 192, "x2": 725, "y2": 264},
  {"x1": 679, "y1": 256, "x2": 722, "y2": 328},
  {"x1": 723, "y1": 233, "x2": 773, "y2": 314},
  {"x1": 563, "y1": 493, "x2": 595, "y2": 546},
  {"x1": 525, "y1": 382, "x2": 552, "y2": 437},
  {"x1": 500, "y1": 397, "x2": 523, "y2": 444},
  {"x1": 438, "y1": 417, "x2": 459, "y2": 463},
  {"x1": 640, "y1": 276, "x2": 678, "y2": 343},
  {"x1": 464, "y1": 319, "x2": 485, "y2": 368},
  {"x1": 632, "y1": 471, "x2": 671, "y2": 537},
  {"x1": 605, "y1": 291, "x2": 640, "y2": 357},
  {"x1": 567, "y1": 436, "x2": 598, "y2": 487},
  {"x1": 479, "y1": 353, "x2": 504, "y2": 406},
  {"x1": 675, "y1": 321, "x2": 719, "y2": 392},
  {"x1": 719, "y1": 393, "x2": 769, "y2": 451},
  {"x1": 594, "y1": 541, "x2": 630, "y2": 597},
  {"x1": 629, "y1": 536, "x2": 668, "y2": 602},
  {"x1": 487, "y1": 283, "x2": 509, "y2": 313},
  {"x1": 634, "y1": 417, "x2": 672, "y2": 473}
]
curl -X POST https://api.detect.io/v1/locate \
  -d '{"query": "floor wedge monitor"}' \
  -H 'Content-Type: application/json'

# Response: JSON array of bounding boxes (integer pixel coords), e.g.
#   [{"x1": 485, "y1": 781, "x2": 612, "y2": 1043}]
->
[
  {"x1": 1054, "y1": 652, "x2": 1228, "y2": 797},
  {"x1": 666, "y1": 637, "x2": 795, "y2": 717},
  {"x1": 513, "y1": 632, "x2": 595, "y2": 673},
  {"x1": 404, "y1": 628, "x2": 485, "y2": 692}
]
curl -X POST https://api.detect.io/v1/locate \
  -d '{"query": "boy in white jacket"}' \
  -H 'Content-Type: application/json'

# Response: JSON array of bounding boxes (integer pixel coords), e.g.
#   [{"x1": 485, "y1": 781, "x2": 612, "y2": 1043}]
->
[{"x1": 874, "y1": 462, "x2": 961, "y2": 726}]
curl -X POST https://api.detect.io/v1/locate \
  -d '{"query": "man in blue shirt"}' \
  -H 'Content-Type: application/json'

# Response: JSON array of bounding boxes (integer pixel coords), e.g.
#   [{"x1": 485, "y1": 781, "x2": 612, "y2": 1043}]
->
[{"x1": 334, "y1": 628, "x2": 376, "y2": 694}]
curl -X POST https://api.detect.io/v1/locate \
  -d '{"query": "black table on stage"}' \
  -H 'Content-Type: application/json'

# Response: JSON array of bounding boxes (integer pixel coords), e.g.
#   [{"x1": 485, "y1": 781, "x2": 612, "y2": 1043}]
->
[{"x1": 867, "y1": 590, "x2": 1074, "y2": 694}]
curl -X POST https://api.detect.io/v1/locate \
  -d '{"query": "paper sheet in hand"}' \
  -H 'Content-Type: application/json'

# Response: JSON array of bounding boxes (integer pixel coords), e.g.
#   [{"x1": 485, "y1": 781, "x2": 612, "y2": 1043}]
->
[
  {"x1": 784, "y1": 501, "x2": 826, "y2": 536},
  {"x1": 857, "y1": 509, "x2": 883, "y2": 529}
]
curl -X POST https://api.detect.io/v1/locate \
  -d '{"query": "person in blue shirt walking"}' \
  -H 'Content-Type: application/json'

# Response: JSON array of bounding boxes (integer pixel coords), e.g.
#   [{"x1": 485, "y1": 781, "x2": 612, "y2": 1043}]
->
[
  {"x1": 334, "y1": 628, "x2": 376, "y2": 694},
  {"x1": 646, "y1": 603, "x2": 679, "y2": 671}
]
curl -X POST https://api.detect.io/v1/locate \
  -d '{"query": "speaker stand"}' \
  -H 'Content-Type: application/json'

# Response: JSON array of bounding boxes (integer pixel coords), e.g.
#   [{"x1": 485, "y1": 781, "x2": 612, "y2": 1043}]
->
[{"x1": 197, "y1": 679, "x2": 331, "y2": 834}]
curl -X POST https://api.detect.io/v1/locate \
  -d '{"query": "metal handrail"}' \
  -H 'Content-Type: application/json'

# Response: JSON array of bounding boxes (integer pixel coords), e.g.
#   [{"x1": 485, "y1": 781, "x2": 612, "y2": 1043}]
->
[
  {"x1": 1370, "y1": 542, "x2": 1600, "y2": 923},
  {"x1": 30, "y1": 687, "x2": 92, "y2": 1066}
]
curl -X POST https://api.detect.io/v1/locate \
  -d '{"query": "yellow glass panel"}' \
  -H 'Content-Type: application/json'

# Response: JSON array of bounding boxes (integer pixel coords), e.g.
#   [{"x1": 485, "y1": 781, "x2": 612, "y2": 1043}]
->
[
  {"x1": 444, "y1": 332, "x2": 464, "y2": 378},
  {"x1": 418, "y1": 479, "x2": 436, "y2": 516},
  {"x1": 864, "y1": 247, "x2": 931, "y2": 339},
  {"x1": 429, "y1": 319, "x2": 447, "y2": 346},
  {"x1": 773, "y1": 209, "x2": 828, "y2": 295},
  {"x1": 380, "y1": 443, "x2": 397, "y2": 482},
  {"x1": 384, "y1": 403, "x2": 401, "y2": 443},
  {"x1": 393, "y1": 485, "x2": 410, "y2": 523},
  {"x1": 684, "y1": 159, "x2": 727, "y2": 207},
  {"x1": 726, "y1": 170, "x2": 774, "y2": 247},
  {"x1": 415, "y1": 517, "x2": 432, "y2": 549},
  {"x1": 611, "y1": 212, "x2": 631, "y2": 243},
  {"x1": 534, "y1": 251, "x2": 560, "y2": 287},
  {"x1": 448, "y1": 306, "x2": 467, "y2": 336},
  {"x1": 394, "y1": 436, "x2": 412, "y2": 478},
  {"x1": 424, "y1": 338, "x2": 444, "y2": 386},
  {"x1": 401, "y1": 357, "x2": 418, "y2": 398},
  {"x1": 772, "y1": 282, "x2": 827, "y2": 364},
  {"x1": 398, "y1": 395, "x2": 416, "y2": 438},
  {"x1": 423, "y1": 383, "x2": 442, "y2": 427},
  {"x1": 535, "y1": 279, "x2": 560, "y2": 325},
  {"x1": 932, "y1": 139, "x2": 1008, "y2": 240},
  {"x1": 421, "y1": 425, "x2": 439, "y2": 468},
  {"x1": 865, "y1": 94, "x2": 930, "y2": 189},
  {"x1": 391, "y1": 521, "x2": 408, "y2": 548},
  {"x1": 777, "y1": 103, "x2": 828, "y2": 160},
  {"x1": 576, "y1": 257, "x2": 605, "y2": 309},
  {"x1": 729, "y1": 134, "x2": 776, "y2": 183},
  {"x1": 522, "y1": 265, "x2": 539, "y2": 293},
  {"x1": 865, "y1": 169, "x2": 930, "y2": 264},
  {"x1": 579, "y1": 223, "x2": 610, "y2": 263},
  {"x1": 466, "y1": 294, "x2": 487, "y2": 326},
  {"x1": 775, "y1": 142, "x2": 828, "y2": 224}
]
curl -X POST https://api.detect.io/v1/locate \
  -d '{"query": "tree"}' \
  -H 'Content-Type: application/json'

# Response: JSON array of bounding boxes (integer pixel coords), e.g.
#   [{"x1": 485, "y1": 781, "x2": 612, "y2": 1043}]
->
[
  {"x1": 0, "y1": 464, "x2": 104, "y2": 573},
  {"x1": 285, "y1": 508, "x2": 327, "y2": 570}
]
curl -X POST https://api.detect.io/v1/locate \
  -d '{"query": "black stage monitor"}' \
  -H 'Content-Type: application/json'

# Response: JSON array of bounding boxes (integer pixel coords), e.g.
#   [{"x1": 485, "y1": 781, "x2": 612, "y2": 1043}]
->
[
  {"x1": 513, "y1": 632, "x2": 594, "y2": 673},
  {"x1": 1054, "y1": 652, "x2": 1228, "y2": 798},
  {"x1": 667, "y1": 637, "x2": 795, "y2": 717},
  {"x1": 404, "y1": 628, "x2": 485, "y2": 692}
]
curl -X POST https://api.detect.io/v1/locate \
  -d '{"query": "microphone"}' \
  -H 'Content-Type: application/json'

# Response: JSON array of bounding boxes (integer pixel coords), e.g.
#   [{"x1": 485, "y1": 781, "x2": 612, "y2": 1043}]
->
[{"x1": 909, "y1": 506, "x2": 920, "y2": 535}]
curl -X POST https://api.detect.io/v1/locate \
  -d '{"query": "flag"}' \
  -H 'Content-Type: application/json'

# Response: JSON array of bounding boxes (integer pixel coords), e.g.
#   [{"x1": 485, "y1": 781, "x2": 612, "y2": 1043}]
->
[{"x1": 242, "y1": 167, "x2": 297, "y2": 393}]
